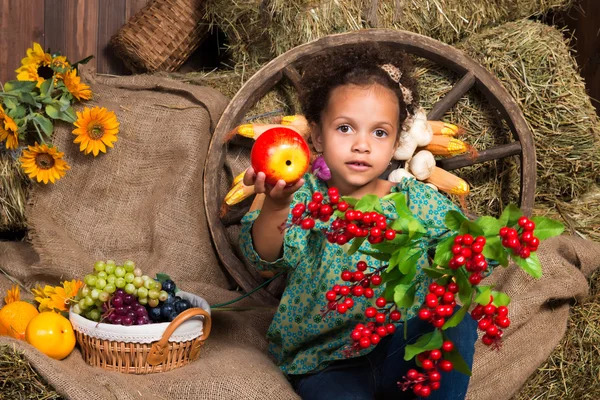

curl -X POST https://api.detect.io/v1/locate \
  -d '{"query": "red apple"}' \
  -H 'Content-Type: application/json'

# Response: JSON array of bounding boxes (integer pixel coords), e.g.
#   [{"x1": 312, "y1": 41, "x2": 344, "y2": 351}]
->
[{"x1": 251, "y1": 127, "x2": 311, "y2": 185}]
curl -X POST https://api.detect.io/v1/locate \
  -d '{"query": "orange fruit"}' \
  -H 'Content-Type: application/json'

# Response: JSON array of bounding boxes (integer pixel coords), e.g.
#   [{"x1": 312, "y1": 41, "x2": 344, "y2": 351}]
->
[
  {"x1": 25, "y1": 311, "x2": 76, "y2": 360},
  {"x1": 0, "y1": 301, "x2": 39, "y2": 340}
]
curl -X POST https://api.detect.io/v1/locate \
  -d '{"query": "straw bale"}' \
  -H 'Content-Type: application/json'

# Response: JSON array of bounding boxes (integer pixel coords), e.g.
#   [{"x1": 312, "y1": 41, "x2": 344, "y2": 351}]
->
[
  {"x1": 0, "y1": 150, "x2": 28, "y2": 233},
  {"x1": 205, "y1": 0, "x2": 572, "y2": 69}
]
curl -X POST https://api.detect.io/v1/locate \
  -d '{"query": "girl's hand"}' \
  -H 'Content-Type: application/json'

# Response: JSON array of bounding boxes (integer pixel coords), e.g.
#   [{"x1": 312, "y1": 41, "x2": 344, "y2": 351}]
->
[{"x1": 243, "y1": 167, "x2": 305, "y2": 210}]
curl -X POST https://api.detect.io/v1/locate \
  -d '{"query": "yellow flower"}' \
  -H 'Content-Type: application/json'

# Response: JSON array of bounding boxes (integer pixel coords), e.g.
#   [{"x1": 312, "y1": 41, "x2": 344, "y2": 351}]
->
[
  {"x1": 31, "y1": 280, "x2": 82, "y2": 312},
  {"x1": 0, "y1": 105, "x2": 19, "y2": 149},
  {"x1": 72, "y1": 106, "x2": 119, "y2": 156},
  {"x1": 63, "y1": 69, "x2": 92, "y2": 101},
  {"x1": 51, "y1": 56, "x2": 70, "y2": 75},
  {"x1": 4, "y1": 285, "x2": 20, "y2": 304},
  {"x1": 19, "y1": 143, "x2": 70, "y2": 184},
  {"x1": 16, "y1": 42, "x2": 53, "y2": 87}
]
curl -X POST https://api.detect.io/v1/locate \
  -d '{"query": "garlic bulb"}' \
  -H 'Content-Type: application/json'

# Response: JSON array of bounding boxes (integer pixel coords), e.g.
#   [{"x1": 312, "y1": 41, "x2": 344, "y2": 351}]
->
[
  {"x1": 409, "y1": 119, "x2": 433, "y2": 147},
  {"x1": 388, "y1": 168, "x2": 415, "y2": 183},
  {"x1": 393, "y1": 133, "x2": 418, "y2": 160},
  {"x1": 408, "y1": 150, "x2": 436, "y2": 180}
]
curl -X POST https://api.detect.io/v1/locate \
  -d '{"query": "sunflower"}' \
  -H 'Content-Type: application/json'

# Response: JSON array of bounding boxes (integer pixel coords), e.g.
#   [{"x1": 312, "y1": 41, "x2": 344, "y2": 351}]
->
[
  {"x1": 51, "y1": 55, "x2": 70, "y2": 75},
  {"x1": 31, "y1": 280, "x2": 83, "y2": 312},
  {"x1": 4, "y1": 285, "x2": 20, "y2": 305},
  {"x1": 16, "y1": 42, "x2": 53, "y2": 87},
  {"x1": 19, "y1": 143, "x2": 70, "y2": 184},
  {"x1": 0, "y1": 105, "x2": 19, "y2": 149},
  {"x1": 72, "y1": 106, "x2": 119, "y2": 156},
  {"x1": 63, "y1": 68, "x2": 92, "y2": 100}
]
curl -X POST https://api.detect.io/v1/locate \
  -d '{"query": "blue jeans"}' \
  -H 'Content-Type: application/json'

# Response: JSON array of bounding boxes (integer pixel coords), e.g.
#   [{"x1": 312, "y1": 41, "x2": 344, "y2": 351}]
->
[{"x1": 289, "y1": 309, "x2": 477, "y2": 400}]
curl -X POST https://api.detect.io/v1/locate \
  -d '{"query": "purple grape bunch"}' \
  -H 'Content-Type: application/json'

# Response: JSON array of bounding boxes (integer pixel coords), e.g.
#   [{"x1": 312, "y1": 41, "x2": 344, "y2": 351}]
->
[{"x1": 104, "y1": 289, "x2": 151, "y2": 326}]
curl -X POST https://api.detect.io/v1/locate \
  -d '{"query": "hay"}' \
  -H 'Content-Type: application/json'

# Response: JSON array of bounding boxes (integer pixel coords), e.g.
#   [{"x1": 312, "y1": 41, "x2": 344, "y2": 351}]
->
[
  {"x1": 0, "y1": 150, "x2": 28, "y2": 233},
  {"x1": 0, "y1": 344, "x2": 64, "y2": 400},
  {"x1": 205, "y1": 0, "x2": 573, "y2": 69},
  {"x1": 457, "y1": 20, "x2": 600, "y2": 204},
  {"x1": 514, "y1": 269, "x2": 600, "y2": 399}
]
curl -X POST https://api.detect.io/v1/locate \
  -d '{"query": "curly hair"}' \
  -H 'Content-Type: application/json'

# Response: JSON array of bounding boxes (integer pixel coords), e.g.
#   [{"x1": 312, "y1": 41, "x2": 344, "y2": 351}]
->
[{"x1": 297, "y1": 43, "x2": 420, "y2": 129}]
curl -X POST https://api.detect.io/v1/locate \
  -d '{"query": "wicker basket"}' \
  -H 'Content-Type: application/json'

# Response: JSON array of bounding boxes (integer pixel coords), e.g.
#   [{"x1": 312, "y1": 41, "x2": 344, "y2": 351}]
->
[
  {"x1": 71, "y1": 307, "x2": 212, "y2": 374},
  {"x1": 110, "y1": 0, "x2": 210, "y2": 72}
]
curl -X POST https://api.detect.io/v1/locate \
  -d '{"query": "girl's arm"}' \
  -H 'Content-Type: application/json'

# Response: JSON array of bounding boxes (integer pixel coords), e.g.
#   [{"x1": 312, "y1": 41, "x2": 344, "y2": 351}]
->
[
  {"x1": 251, "y1": 198, "x2": 291, "y2": 261},
  {"x1": 244, "y1": 167, "x2": 305, "y2": 262}
]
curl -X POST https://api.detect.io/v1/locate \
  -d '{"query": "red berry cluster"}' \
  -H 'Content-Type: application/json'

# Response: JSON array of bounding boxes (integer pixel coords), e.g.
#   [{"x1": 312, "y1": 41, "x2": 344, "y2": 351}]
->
[
  {"x1": 417, "y1": 282, "x2": 458, "y2": 328},
  {"x1": 399, "y1": 341, "x2": 455, "y2": 397},
  {"x1": 290, "y1": 187, "x2": 400, "y2": 246},
  {"x1": 324, "y1": 261, "x2": 400, "y2": 351},
  {"x1": 470, "y1": 297, "x2": 510, "y2": 349},
  {"x1": 326, "y1": 208, "x2": 397, "y2": 246},
  {"x1": 291, "y1": 188, "x2": 338, "y2": 229},
  {"x1": 449, "y1": 234, "x2": 487, "y2": 286},
  {"x1": 499, "y1": 216, "x2": 539, "y2": 258}
]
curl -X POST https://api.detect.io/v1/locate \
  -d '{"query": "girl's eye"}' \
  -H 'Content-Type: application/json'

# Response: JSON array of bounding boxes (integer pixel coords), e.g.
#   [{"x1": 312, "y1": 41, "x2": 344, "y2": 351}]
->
[
  {"x1": 337, "y1": 124, "x2": 352, "y2": 134},
  {"x1": 374, "y1": 129, "x2": 388, "y2": 138}
]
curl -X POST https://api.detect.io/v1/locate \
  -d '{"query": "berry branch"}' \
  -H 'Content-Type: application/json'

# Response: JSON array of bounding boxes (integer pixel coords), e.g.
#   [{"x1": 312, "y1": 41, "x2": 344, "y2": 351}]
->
[{"x1": 288, "y1": 187, "x2": 564, "y2": 397}]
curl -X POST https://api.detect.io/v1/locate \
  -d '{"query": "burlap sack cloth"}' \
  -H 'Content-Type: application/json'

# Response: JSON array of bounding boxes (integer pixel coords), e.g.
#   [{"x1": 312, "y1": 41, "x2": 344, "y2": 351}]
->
[{"x1": 1, "y1": 68, "x2": 599, "y2": 399}]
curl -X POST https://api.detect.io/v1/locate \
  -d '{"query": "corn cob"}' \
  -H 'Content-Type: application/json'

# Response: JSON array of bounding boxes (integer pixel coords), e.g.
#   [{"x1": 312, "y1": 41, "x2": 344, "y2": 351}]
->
[
  {"x1": 224, "y1": 180, "x2": 256, "y2": 206},
  {"x1": 420, "y1": 135, "x2": 470, "y2": 156},
  {"x1": 427, "y1": 121, "x2": 463, "y2": 137},
  {"x1": 425, "y1": 167, "x2": 470, "y2": 196}
]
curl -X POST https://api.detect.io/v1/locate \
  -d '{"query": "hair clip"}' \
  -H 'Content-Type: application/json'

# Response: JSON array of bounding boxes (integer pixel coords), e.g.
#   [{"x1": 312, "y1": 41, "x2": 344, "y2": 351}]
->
[{"x1": 380, "y1": 63, "x2": 413, "y2": 105}]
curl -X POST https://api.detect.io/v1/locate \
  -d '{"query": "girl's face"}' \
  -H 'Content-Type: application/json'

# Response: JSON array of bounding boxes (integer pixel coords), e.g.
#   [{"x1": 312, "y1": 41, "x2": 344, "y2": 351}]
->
[{"x1": 312, "y1": 83, "x2": 400, "y2": 197}]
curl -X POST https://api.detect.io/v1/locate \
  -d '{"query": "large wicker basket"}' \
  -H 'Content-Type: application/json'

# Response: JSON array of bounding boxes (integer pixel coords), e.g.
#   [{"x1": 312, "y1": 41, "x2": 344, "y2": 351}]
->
[
  {"x1": 110, "y1": 0, "x2": 209, "y2": 72},
  {"x1": 70, "y1": 304, "x2": 211, "y2": 374}
]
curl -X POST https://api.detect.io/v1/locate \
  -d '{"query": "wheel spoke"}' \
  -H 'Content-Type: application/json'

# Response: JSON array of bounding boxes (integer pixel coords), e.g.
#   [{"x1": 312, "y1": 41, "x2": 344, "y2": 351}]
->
[
  {"x1": 436, "y1": 142, "x2": 522, "y2": 170},
  {"x1": 427, "y1": 72, "x2": 475, "y2": 121}
]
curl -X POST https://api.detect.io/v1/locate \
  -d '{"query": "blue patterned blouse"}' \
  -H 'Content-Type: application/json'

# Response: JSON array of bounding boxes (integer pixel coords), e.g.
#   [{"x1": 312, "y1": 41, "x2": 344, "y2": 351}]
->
[{"x1": 239, "y1": 173, "x2": 462, "y2": 376}]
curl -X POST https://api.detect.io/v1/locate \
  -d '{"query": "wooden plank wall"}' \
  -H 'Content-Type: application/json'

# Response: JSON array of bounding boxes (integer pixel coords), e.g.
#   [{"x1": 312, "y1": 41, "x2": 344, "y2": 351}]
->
[{"x1": 0, "y1": 0, "x2": 149, "y2": 84}]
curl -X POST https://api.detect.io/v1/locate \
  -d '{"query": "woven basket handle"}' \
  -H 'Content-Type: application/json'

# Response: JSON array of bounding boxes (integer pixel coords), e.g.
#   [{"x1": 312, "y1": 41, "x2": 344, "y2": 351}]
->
[{"x1": 147, "y1": 308, "x2": 212, "y2": 366}]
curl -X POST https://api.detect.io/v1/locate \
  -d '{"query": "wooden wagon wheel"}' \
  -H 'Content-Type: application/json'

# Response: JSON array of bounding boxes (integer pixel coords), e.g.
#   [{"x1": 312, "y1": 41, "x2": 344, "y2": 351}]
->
[{"x1": 204, "y1": 29, "x2": 536, "y2": 305}]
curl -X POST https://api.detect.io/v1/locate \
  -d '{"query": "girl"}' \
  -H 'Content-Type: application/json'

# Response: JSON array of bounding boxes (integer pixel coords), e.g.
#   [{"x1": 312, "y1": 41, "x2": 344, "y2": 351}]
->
[{"x1": 239, "y1": 44, "x2": 477, "y2": 399}]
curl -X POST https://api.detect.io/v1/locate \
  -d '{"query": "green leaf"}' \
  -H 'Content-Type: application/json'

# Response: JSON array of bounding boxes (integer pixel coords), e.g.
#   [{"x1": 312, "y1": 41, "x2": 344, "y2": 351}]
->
[
  {"x1": 355, "y1": 194, "x2": 378, "y2": 212},
  {"x1": 341, "y1": 196, "x2": 358, "y2": 208},
  {"x1": 45, "y1": 103, "x2": 77, "y2": 123},
  {"x1": 512, "y1": 252, "x2": 542, "y2": 279},
  {"x1": 455, "y1": 268, "x2": 473, "y2": 305},
  {"x1": 72, "y1": 55, "x2": 94, "y2": 67},
  {"x1": 474, "y1": 285, "x2": 493, "y2": 305},
  {"x1": 394, "y1": 283, "x2": 417, "y2": 309},
  {"x1": 443, "y1": 296, "x2": 472, "y2": 329},
  {"x1": 155, "y1": 273, "x2": 172, "y2": 283},
  {"x1": 4, "y1": 80, "x2": 37, "y2": 93},
  {"x1": 347, "y1": 236, "x2": 366, "y2": 256},
  {"x1": 433, "y1": 235, "x2": 455, "y2": 267},
  {"x1": 422, "y1": 267, "x2": 451, "y2": 279},
  {"x1": 445, "y1": 210, "x2": 467, "y2": 231},
  {"x1": 498, "y1": 204, "x2": 523, "y2": 228},
  {"x1": 18, "y1": 92, "x2": 39, "y2": 107},
  {"x1": 491, "y1": 290, "x2": 511, "y2": 307},
  {"x1": 357, "y1": 249, "x2": 391, "y2": 262},
  {"x1": 40, "y1": 79, "x2": 53, "y2": 97},
  {"x1": 396, "y1": 246, "x2": 421, "y2": 275},
  {"x1": 458, "y1": 220, "x2": 484, "y2": 237},
  {"x1": 441, "y1": 331, "x2": 472, "y2": 376},
  {"x1": 32, "y1": 114, "x2": 53, "y2": 136},
  {"x1": 476, "y1": 216, "x2": 502, "y2": 237},
  {"x1": 407, "y1": 219, "x2": 426, "y2": 240},
  {"x1": 481, "y1": 236, "x2": 509, "y2": 267},
  {"x1": 404, "y1": 330, "x2": 443, "y2": 361},
  {"x1": 2, "y1": 97, "x2": 18, "y2": 109},
  {"x1": 531, "y1": 216, "x2": 565, "y2": 241}
]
